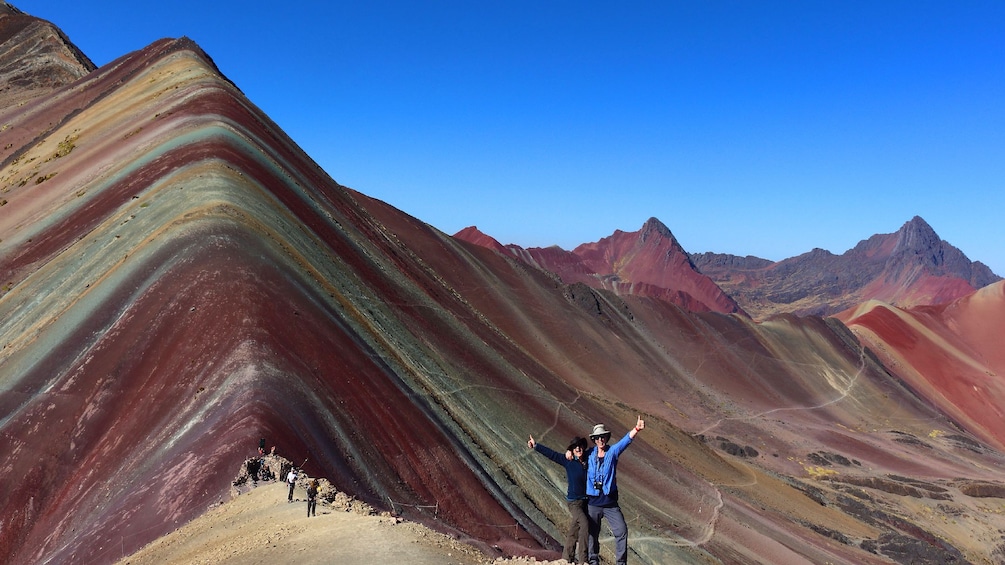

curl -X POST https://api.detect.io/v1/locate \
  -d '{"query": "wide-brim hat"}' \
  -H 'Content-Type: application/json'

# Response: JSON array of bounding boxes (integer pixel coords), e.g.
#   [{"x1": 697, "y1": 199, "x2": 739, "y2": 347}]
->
[
  {"x1": 567, "y1": 436, "x2": 588, "y2": 451},
  {"x1": 589, "y1": 423, "x2": 612, "y2": 439}
]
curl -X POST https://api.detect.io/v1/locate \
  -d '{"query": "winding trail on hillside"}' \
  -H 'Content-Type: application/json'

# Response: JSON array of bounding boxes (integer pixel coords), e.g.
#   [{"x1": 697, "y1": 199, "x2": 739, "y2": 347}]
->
[
  {"x1": 692, "y1": 344, "x2": 869, "y2": 437},
  {"x1": 668, "y1": 345, "x2": 871, "y2": 549}
]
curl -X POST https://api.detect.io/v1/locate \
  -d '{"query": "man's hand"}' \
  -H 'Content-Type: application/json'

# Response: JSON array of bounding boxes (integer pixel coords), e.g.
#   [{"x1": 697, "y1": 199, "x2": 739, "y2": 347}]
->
[
  {"x1": 630, "y1": 415, "x2": 645, "y2": 439},
  {"x1": 527, "y1": 435, "x2": 536, "y2": 449}
]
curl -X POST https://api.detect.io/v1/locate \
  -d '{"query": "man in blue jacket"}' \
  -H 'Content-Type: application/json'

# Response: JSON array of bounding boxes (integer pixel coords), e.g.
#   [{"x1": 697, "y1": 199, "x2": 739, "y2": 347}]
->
[
  {"x1": 584, "y1": 416, "x2": 644, "y2": 565},
  {"x1": 528, "y1": 434, "x2": 590, "y2": 564}
]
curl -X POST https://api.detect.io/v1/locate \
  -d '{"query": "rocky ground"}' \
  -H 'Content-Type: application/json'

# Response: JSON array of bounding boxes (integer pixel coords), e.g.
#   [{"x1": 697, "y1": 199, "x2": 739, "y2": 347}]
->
[{"x1": 115, "y1": 456, "x2": 571, "y2": 565}]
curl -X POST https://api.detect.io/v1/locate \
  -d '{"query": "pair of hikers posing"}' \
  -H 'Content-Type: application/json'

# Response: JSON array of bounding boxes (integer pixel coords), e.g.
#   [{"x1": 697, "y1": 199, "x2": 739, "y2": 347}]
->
[{"x1": 528, "y1": 416, "x2": 644, "y2": 565}]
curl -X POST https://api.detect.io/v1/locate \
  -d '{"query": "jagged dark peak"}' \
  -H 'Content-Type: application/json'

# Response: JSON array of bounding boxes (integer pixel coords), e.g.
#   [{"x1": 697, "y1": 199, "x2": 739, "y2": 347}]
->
[
  {"x1": 892, "y1": 215, "x2": 1000, "y2": 283},
  {"x1": 640, "y1": 216, "x2": 674, "y2": 242},
  {"x1": 894, "y1": 216, "x2": 940, "y2": 253},
  {"x1": 691, "y1": 252, "x2": 774, "y2": 272},
  {"x1": 888, "y1": 216, "x2": 967, "y2": 271},
  {"x1": 971, "y1": 261, "x2": 1001, "y2": 287},
  {"x1": 638, "y1": 217, "x2": 692, "y2": 259},
  {"x1": 903, "y1": 214, "x2": 934, "y2": 231},
  {"x1": 807, "y1": 247, "x2": 836, "y2": 257}
]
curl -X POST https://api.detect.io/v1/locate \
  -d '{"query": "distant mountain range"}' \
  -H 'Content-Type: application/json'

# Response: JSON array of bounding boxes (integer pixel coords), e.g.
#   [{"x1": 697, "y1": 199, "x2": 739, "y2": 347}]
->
[
  {"x1": 458, "y1": 215, "x2": 1000, "y2": 319},
  {"x1": 457, "y1": 218, "x2": 743, "y2": 315},
  {"x1": 4, "y1": 5, "x2": 1005, "y2": 565}
]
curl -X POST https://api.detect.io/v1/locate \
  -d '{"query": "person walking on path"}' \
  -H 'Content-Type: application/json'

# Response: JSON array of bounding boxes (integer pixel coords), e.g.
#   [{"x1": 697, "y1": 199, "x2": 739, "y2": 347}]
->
[
  {"x1": 528, "y1": 434, "x2": 590, "y2": 564},
  {"x1": 287, "y1": 467, "x2": 298, "y2": 502},
  {"x1": 306, "y1": 479, "x2": 319, "y2": 517},
  {"x1": 583, "y1": 416, "x2": 644, "y2": 565}
]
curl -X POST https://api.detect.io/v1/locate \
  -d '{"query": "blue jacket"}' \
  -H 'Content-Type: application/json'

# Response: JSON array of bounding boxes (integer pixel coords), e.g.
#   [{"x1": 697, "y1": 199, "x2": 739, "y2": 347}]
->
[
  {"x1": 533, "y1": 443, "x2": 589, "y2": 501},
  {"x1": 586, "y1": 432, "x2": 633, "y2": 506}
]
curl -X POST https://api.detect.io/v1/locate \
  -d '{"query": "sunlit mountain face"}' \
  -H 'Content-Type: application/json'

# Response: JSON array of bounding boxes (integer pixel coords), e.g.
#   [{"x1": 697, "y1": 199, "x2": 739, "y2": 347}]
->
[
  {"x1": 3, "y1": 6, "x2": 1005, "y2": 565},
  {"x1": 458, "y1": 214, "x2": 999, "y2": 320},
  {"x1": 691, "y1": 215, "x2": 1000, "y2": 319}
]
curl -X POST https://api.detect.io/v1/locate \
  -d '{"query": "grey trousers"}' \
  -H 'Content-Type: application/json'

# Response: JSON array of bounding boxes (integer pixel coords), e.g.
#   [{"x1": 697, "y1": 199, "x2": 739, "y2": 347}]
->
[{"x1": 587, "y1": 504, "x2": 628, "y2": 565}]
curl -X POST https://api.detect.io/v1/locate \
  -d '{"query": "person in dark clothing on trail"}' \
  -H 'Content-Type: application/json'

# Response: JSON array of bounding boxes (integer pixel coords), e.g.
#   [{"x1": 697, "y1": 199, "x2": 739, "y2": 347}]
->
[
  {"x1": 307, "y1": 479, "x2": 318, "y2": 517},
  {"x1": 528, "y1": 434, "x2": 590, "y2": 564}
]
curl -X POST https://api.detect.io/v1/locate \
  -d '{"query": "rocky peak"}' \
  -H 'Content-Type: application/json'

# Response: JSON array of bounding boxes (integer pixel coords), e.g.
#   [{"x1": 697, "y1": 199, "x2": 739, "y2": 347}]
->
[
  {"x1": 0, "y1": 3, "x2": 96, "y2": 111},
  {"x1": 0, "y1": 3, "x2": 94, "y2": 100},
  {"x1": 456, "y1": 218, "x2": 742, "y2": 314},
  {"x1": 893, "y1": 216, "x2": 942, "y2": 259},
  {"x1": 696, "y1": 216, "x2": 1000, "y2": 317},
  {"x1": 884, "y1": 216, "x2": 979, "y2": 278},
  {"x1": 639, "y1": 216, "x2": 674, "y2": 243}
]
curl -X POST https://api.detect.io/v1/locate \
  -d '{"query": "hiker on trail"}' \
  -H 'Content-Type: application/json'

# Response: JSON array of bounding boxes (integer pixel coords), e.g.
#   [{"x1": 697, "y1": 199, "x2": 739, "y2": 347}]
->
[
  {"x1": 528, "y1": 434, "x2": 589, "y2": 564},
  {"x1": 307, "y1": 479, "x2": 319, "y2": 517},
  {"x1": 580, "y1": 416, "x2": 644, "y2": 565},
  {"x1": 287, "y1": 467, "x2": 298, "y2": 502}
]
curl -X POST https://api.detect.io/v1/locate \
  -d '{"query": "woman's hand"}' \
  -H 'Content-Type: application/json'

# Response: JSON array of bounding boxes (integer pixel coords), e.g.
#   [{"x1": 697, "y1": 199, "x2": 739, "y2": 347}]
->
[{"x1": 527, "y1": 435, "x2": 536, "y2": 449}]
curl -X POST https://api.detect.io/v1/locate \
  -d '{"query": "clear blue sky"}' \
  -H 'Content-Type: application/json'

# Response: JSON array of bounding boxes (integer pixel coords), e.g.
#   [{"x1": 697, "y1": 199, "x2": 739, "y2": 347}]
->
[{"x1": 23, "y1": 1, "x2": 1005, "y2": 276}]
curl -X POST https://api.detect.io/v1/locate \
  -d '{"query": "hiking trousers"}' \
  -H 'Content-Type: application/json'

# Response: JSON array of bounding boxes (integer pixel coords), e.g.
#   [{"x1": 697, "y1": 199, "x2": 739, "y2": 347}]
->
[
  {"x1": 565, "y1": 498, "x2": 589, "y2": 564},
  {"x1": 587, "y1": 504, "x2": 628, "y2": 565}
]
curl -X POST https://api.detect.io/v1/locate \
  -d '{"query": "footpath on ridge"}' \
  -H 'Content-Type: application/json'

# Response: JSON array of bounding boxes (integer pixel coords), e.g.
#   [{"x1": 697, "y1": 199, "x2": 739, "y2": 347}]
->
[{"x1": 115, "y1": 454, "x2": 569, "y2": 565}]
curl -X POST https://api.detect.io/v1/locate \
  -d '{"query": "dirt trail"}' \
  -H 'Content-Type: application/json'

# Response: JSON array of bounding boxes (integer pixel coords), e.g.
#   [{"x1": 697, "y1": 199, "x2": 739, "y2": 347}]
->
[{"x1": 116, "y1": 481, "x2": 568, "y2": 565}]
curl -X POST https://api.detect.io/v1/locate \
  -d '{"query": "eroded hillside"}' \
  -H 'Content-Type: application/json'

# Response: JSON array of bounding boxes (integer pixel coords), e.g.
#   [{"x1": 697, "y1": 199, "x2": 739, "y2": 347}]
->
[{"x1": 3, "y1": 7, "x2": 1005, "y2": 565}]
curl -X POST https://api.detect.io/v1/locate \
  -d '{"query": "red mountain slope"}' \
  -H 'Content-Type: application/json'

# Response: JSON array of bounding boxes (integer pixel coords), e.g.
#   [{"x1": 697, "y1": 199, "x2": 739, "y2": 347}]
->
[
  {"x1": 0, "y1": 35, "x2": 548, "y2": 564},
  {"x1": 453, "y1": 225, "x2": 509, "y2": 254},
  {"x1": 456, "y1": 218, "x2": 743, "y2": 314},
  {"x1": 840, "y1": 281, "x2": 1005, "y2": 450},
  {"x1": 3, "y1": 7, "x2": 1005, "y2": 565}
]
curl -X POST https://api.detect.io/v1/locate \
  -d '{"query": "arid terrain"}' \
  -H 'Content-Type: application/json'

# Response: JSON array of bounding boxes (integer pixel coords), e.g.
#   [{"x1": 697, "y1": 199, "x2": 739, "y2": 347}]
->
[
  {"x1": 3, "y1": 4, "x2": 1005, "y2": 565},
  {"x1": 116, "y1": 458, "x2": 561, "y2": 565}
]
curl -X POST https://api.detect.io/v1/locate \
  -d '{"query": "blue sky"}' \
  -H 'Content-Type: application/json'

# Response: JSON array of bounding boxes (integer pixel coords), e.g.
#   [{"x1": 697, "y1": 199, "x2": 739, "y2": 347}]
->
[{"x1": 23, "y1": 1, "x2": 1005, "y2": 276}]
